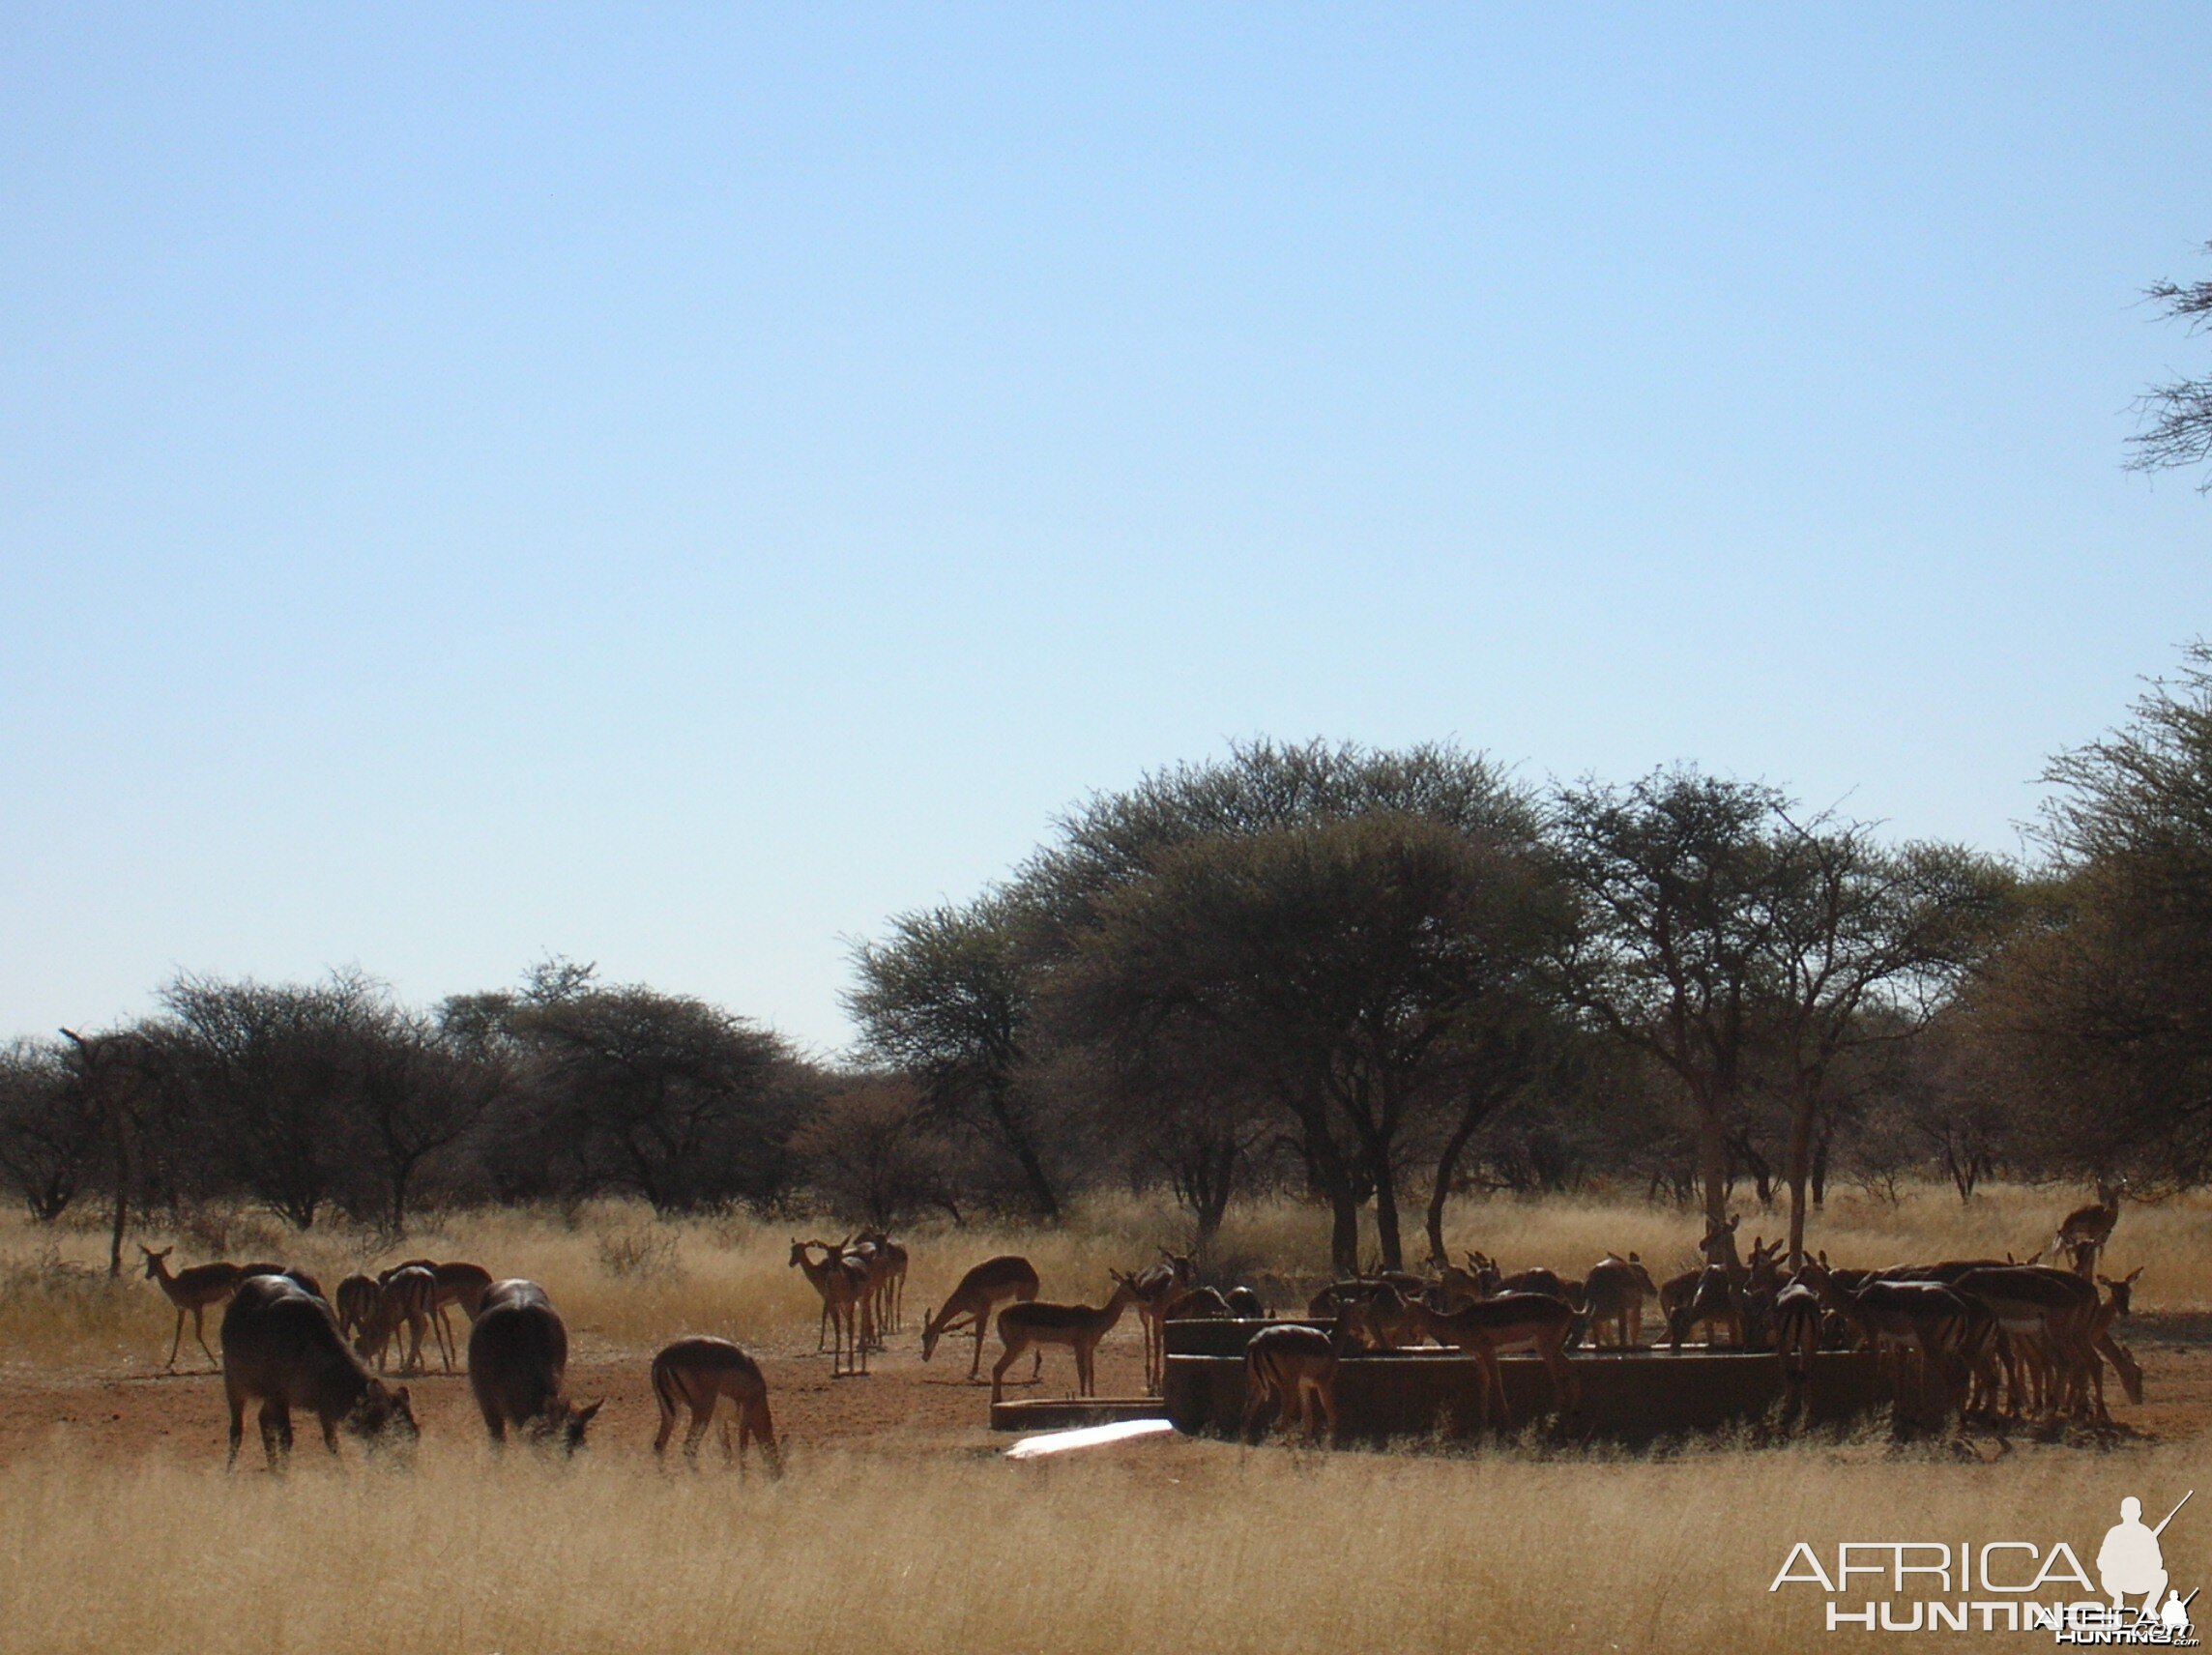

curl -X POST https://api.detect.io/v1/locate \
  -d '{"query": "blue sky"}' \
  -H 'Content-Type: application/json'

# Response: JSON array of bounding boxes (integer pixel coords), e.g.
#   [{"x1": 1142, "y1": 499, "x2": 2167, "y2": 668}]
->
[{"x1": 3, "y1": 7, "x2": 2207, "y2": 1056}]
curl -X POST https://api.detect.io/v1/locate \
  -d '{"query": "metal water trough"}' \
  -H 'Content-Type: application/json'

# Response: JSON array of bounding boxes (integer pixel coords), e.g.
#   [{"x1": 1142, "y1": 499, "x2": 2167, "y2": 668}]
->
[{"x1": 1162, "y1": 1319, "x2": 1886, "y2": 1442}]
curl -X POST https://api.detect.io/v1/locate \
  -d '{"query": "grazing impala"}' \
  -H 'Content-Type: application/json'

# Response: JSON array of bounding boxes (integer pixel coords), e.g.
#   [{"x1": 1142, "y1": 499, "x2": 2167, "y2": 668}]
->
[
  {"x1": 650, "y1": 1337, "x2": 780, "y2": 1474},
  {"x1": 385, "y1": 1259, "x2": 494, "y2": 1362},
  {"x1": 990, "y1": 1272, "x2": 1142, "y2": 1405},
  {"x1": 359, "y1": 1264, "x2": 440, "y2": 1376},
  {"x1": 920, "y1": 1255, "x2": 1040, "y2": 1381},
  {"x1": 1241, "y1": 1323, "x2": 1340, "y2": 1444},
  {"x1": 1950, "y1": 1264, "x2": 2102, "y2": 1422},
  {"x1": 468, "y1": 1279, "x2": 601, "y2": 1450},
  {"x1": 142, "y1": 1246, "x2": 244, "y2": 1371},
  {"x1": 334, "y1": 1274, "x2": 381, "y2": 1345},
  {"x1": 221, "y1": 1274, "x2": 417, "y2": 1469}
]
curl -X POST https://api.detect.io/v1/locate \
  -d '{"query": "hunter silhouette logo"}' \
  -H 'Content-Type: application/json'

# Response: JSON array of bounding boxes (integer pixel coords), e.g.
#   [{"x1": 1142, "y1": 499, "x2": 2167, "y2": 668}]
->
[{"x1": 1769, "y1": 1489, "x2": 2197, "y2": 1640}]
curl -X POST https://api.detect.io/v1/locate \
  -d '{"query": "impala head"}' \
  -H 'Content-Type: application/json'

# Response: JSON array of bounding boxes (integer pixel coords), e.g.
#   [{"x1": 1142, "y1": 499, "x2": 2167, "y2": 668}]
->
[
  {"x1": 1625, "y1": 1252, "x2": 1657, "y2": 1295},
  {"x1": 787, "y1": 1238, "x2": 813, "y2": 1268},
  {"x1": 920, "y1": 1309, "x2": 941, "y2": 1362},
  {"x1": 2097, "y1": 1266, "x2": 2144, "y2": 1317},
  {"x1": 1699, "y1": 1216, "x2": 1742, "y2": 1266},
  {"x1": 139, "y1": 1245, "x2": 172, "y2": 1278}
]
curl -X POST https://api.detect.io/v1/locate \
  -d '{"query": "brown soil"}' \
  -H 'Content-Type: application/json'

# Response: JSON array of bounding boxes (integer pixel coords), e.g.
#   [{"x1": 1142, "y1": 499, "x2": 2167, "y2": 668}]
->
[{"x1": 2, "y1": 1315, "x2": 2203, "y2": 1470}]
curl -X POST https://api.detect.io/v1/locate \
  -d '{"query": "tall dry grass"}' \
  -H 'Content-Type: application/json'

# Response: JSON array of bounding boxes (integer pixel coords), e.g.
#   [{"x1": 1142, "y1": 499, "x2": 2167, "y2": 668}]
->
[
  {"x1": 3, "y1": 1181, "x2": 2205, "y2": 1372},
  {"x1": 0, "y1": 1429, "x2": 2201, "y2": 1655}
]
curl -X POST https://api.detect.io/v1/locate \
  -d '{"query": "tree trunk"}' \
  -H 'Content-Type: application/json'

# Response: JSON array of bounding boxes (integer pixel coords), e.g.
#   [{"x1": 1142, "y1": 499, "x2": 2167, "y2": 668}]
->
[
  {"x1": 1372, "y1": 1148, "x2": 1403, "y2": 1271},
  {"x1": 1784, "y1": 1081, "x2": 1816, "y2": 1269},
  {"x1": 1699, "y1": 1091, "x2": 1730, "y2": 1230}
]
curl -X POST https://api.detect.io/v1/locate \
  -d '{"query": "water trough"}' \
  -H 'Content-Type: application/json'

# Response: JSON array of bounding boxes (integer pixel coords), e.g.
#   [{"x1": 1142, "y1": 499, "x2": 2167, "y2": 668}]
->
[{"x1": 1162, "y1": 1318, "x2": 1887, "y2": 1442}]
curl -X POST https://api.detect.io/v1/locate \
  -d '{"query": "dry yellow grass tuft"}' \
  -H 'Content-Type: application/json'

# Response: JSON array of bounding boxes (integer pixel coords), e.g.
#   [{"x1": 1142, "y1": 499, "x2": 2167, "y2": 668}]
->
[{"x1": 0, "y1": 1430, "x2": 2201, "y2": 1655}]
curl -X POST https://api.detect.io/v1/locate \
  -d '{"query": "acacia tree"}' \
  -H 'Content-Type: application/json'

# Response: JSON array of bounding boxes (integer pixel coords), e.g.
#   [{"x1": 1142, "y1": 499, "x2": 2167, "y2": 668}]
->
[
  {"x1": 846, "y1": 898, "x2": 1062, "y2": 1219},
  {"x1": 1055, "y1": 813, "x2": 1555, "y2": 1272},
  {"x1": 1760, "y1": 823, "x2": 2017, "y2": 1263},
  {"x1": 351, "y1": 1001, "x2": 509, "y2": 1232},
  {"x1": 156, "y1": 973, "x2": 366, "y2": 1230},
  {"x1": 1551, "y1": 770, "x2": 1794, "y2": 1230},
  {"x1": 1968, "y1": 645, "x2": 2212, "y2": 1181},
  {"x1": 1014, "y1": 739, "x2": 1547, "y2": 1262},
  {"x1": 506, "y1": 974, "x2": 797, "y2": 1213},
  {"x1": 0, "y1": 1038, "x2": 102, "y2": 1222}
]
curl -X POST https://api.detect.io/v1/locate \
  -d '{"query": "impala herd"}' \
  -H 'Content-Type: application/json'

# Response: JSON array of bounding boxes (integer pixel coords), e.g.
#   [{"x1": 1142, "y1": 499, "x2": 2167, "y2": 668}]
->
[{"x1": 135, "y1": 1177, "x2": 2150, "y2": 1470}]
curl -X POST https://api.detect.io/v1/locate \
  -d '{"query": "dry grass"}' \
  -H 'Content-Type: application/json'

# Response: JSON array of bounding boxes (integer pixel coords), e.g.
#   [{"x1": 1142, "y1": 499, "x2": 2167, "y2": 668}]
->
[
  {"x1": 0, "y1": 1429, "x2": 2200, "y2": 1655},
  {"x1": 3, "y1": 1180, "x2": 2206, "y2": 1373},
  {"x1": 0, "y1": 1183, "x2": 2205, "y2": 1652}
]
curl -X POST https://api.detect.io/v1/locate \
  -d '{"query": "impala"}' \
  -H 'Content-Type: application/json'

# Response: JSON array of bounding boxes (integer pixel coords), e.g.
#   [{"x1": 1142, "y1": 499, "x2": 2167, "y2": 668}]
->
[
  {"x1": 1581, "y1": 1253, "x2": 1657, "y2": 1349},
  {"x1": 142, "y1": 1245, "x2": 243, "y2": 1371},
  {"x1": 919, "y1": 1255, "x2": 1040, "y2": 1381},
  {"x1": 650, "y1": 1336, "x2": 780, "y2": 1474},
  {"x1": 334, "y1": 1274, "x2": 381, "y2": 1345},
  {"x1": 790, "y1": 1239, "x2": 872, "y2": 1378},
  {"x1": 990, "y1": 1272, "x2": 1142, "y2": 1404},
  {"x1": 358, "y1": 1264, "x2": 440, "y2": 1376},
  {"x1": 855, "y1": 1229, "x2": 909, "y2": 1334},
  {"x1": 1240, "y1": 1323, "x2": 1340, "y2": 1444},
  {"x1": 1128, "y1": 1252, "x2": 1197, "y2": 1395},
  {"x1": 2055, "y1": 1179, "x2": 2124, "y2": 1278}
]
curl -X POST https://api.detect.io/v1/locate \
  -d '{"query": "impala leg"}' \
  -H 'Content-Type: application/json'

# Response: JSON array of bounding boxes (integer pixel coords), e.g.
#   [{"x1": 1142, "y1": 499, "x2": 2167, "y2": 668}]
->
[
  {"x1": 990, "y1": 1339, "x2": 1023, "y2": 1405},
  {"x1": 167, "y1": 1306, "x2": 186, "y2": 1371},
  {"x1": 969, "y1": 1317, "x2": 986, "y2": 1381},
  {"x1": 685, "y1": 1403, "x2": 713, "y2": 1462},
  {"x1": 1241, "y1": 1375, "x2": 1276, "y2": 1442},
  {"x1": 1479, "y1": 1346, "x2": 1510, "y2": 1432},
  {"x1": 226, "y1": 1386, "x2": 247, "y2": 1469},
  {"x1": 192, "y1": 1304, "x2": 219, "y2": 1369}
]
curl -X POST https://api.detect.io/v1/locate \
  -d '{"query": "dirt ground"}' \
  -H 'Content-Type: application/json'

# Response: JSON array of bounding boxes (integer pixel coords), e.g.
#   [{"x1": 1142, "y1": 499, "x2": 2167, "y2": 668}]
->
[
  {"x1": 0, "y1": 1315, "x2": 1164, "y2": 1469},
  {"x1": 3, "y1": 1312, "x2": 2208, "y2": 1470}
]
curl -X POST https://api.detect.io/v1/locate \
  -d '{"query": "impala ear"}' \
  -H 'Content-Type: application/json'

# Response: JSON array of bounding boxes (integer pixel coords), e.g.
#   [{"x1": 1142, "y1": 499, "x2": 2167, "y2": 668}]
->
[{"x1": 2126, "y1": 1266, "x2": 2144, "y2": 1284}]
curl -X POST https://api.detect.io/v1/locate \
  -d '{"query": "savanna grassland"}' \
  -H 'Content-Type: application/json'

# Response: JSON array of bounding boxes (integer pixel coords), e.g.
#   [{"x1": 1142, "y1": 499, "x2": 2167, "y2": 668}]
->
[{"x1": 0, "y1": 1184, "x2": 2206, "y2": 1654}]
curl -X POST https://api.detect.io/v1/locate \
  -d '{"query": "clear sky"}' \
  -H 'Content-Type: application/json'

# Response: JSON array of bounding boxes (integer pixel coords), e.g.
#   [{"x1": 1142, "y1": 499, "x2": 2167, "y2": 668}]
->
[{"x1": 4, "y1": 7, "x2": 2207, "y2": 1058}]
